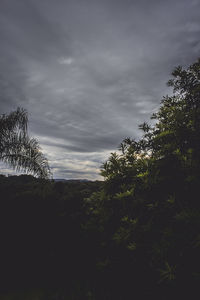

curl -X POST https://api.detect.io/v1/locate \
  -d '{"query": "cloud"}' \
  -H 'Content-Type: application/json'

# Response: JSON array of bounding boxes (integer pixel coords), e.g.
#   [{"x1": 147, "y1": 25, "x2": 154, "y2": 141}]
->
[
  {"x1": 0, "y1": 0, "x2": 200, "y2": 179},
  {"x1": 58, "y1": 57, "x2": 74, "y2": 65}
]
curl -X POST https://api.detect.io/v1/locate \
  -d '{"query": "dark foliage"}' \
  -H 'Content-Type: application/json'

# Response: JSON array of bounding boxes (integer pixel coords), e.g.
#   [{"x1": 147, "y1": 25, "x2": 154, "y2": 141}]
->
[{"x1": 0, "y1": 175, "x2": 102, "y2": 298}]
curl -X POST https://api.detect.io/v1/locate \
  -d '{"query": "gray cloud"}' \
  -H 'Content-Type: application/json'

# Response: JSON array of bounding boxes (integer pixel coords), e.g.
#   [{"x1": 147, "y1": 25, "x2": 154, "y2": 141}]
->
[{"x1": 0, "y1": 0, "x2": 200, "y2": 179}]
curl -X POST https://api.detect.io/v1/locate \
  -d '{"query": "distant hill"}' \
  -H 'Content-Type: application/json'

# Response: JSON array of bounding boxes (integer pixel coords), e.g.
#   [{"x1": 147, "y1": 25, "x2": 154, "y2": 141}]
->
[{"x1": 53, "y1": 178, "x2": 90, "y2": 182}]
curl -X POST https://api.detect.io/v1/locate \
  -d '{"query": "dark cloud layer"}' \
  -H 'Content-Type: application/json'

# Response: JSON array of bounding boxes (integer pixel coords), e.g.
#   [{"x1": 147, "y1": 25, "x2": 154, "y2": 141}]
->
[{"x1": 0, "y1": 0, "x2": 200, "y2": 179}]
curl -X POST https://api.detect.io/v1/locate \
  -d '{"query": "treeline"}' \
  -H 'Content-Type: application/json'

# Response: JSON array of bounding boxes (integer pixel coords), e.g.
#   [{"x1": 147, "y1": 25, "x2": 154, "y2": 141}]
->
[{"x1": 0, "y1": 58, "x2": 200, "y2": 299}]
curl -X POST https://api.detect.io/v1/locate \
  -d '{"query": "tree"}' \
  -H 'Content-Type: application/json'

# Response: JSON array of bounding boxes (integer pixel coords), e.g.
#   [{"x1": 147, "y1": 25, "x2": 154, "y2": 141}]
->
[
  {"x1": 0, "y1": 107, "x2": 51, "y2": 179},
  {"x1": 146, "y1": 58, "x2": 200, "y2": 158},
  {"x1": 83, "y1": 58, "x2": 200, "y2": 298}
]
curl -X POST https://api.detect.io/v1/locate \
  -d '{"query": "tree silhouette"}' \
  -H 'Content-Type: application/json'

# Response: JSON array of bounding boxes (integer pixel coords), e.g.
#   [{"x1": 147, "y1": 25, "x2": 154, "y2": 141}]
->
[{"x1": 0, "y1": 107, "x2": 51, "y2": 178}]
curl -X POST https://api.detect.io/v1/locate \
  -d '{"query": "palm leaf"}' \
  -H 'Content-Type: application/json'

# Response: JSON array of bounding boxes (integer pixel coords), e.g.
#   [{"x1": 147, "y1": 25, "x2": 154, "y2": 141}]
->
[{"x1": 0, "y1": 107, "x2": 51, "y2": 179}]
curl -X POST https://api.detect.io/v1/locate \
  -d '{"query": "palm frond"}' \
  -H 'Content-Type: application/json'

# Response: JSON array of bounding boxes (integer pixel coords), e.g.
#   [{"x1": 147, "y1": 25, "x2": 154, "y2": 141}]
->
[
  {"x1": 0, "y1": 108, "x2": 51, "y2": 179},
  {"x1": 0, "y1": 107, "x2": 28, "y2": 135}
]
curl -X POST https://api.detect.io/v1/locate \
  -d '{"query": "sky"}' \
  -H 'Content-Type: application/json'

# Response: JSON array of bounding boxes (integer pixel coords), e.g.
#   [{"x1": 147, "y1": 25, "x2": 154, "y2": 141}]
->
[{"x1": 0, "y1": 0, "x2": 200, "y2": 180}]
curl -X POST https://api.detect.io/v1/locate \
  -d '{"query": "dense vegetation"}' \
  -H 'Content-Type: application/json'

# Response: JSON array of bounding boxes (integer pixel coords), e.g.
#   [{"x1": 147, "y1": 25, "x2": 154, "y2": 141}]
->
[
  {"x1": 0, "y1": 175, "x2": 102, "y2": 298},
  {"x1": 0, "y1": 58, "x2": 200, "y2": 299}
]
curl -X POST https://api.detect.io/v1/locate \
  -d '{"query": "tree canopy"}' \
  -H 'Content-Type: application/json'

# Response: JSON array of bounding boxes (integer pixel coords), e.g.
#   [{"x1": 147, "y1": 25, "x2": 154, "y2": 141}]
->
[{"x1": 83, "y1": 58, "x2": 200, "y2": 298}]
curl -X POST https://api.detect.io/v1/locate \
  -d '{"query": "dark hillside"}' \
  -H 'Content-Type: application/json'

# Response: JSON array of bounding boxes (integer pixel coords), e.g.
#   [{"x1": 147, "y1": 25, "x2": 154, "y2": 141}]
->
[{"x1": 0, "y1": 175, "x2": 102, "y2": 296}]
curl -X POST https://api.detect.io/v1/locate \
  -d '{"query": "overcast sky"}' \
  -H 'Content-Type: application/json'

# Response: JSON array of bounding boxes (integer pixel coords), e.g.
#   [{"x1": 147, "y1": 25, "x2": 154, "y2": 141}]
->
[{"x1": 0, "y1": 0, "x2": 200, "y2": 180}]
